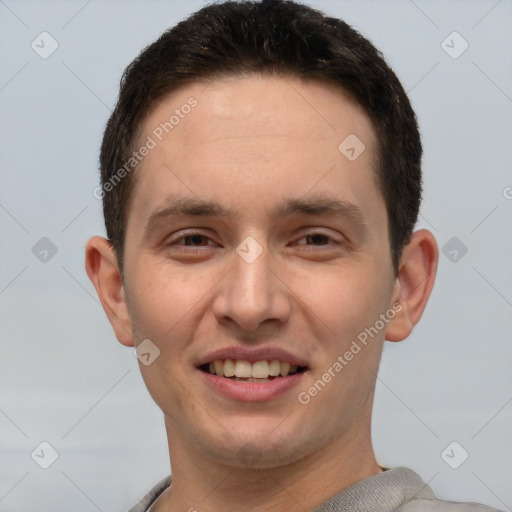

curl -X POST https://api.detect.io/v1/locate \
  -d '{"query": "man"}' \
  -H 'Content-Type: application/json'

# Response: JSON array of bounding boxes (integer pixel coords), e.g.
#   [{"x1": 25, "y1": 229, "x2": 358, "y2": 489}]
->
[{"x1": 85, "y1": 0, "x2": 501, "y2": 510}]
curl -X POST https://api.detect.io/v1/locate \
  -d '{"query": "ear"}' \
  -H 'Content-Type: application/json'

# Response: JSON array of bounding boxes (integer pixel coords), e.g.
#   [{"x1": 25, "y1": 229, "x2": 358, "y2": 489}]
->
[
  {"x1": 385, "y1": 229, "x2": 438, "y2": 342},
  {"x1": 85, "y1": 236, "x2": 134, "y2": 347}
]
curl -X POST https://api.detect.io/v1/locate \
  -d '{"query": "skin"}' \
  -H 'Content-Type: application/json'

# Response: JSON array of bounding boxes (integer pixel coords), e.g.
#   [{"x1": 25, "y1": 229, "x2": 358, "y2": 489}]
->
[{"x1": 86, "y1": 74, "x2": 438, "y2": 511}]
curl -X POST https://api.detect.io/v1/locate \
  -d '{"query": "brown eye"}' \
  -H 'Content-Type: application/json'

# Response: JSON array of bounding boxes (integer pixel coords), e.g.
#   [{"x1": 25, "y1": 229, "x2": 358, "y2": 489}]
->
[
  {"x1": 165, "y1": 230, "x2": 218, "y2": 252},
  {"x1": 182, "y1": 234, "x2": 210, "y2": 246},
  {"x1": 296, "y1": 232, "x2": 337, "y2": 246},
  {"x1": 304, "y1": 233, "x2": 330, "y2": 245}
]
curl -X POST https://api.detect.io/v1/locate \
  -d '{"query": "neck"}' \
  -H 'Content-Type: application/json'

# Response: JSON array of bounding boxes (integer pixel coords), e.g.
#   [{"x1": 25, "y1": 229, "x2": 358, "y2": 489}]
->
[{"x1": 156, "y1": 410, "x2": 382, "y2": 512}]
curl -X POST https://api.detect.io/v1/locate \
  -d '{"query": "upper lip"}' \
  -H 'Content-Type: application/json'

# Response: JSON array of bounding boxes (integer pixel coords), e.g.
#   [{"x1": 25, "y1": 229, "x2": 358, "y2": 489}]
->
[{"x1": 196, "y1": 346, "x2": 309, "y2": 368}]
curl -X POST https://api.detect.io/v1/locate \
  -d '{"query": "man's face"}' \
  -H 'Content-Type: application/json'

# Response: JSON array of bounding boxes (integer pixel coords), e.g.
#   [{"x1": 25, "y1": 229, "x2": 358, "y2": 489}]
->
[{"x1": 122, "y1": 74, "x2": 399, "y2": 467}]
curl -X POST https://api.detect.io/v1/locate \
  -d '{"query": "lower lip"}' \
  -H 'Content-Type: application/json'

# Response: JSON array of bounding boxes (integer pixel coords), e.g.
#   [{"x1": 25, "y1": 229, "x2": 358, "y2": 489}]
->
[{"x1": 197, "y1": 369, "x2": 307, "y2": 402}]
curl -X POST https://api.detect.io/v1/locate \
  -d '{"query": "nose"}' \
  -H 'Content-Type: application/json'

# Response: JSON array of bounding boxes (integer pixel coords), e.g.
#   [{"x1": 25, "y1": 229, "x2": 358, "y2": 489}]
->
[{"x1": 211, "y1": 242, "x2": 291, "y2": 334}]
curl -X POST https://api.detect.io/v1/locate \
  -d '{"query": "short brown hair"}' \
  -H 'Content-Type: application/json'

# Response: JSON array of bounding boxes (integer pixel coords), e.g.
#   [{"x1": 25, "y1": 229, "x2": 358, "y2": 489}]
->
[{"x1": 99, "y1": 0, "x2": 422, "y2": 276}]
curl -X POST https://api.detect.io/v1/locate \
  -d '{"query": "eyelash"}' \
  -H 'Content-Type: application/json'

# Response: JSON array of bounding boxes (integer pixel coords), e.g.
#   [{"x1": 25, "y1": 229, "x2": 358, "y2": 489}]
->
[{"x1": 165, "y1": 230, "x2": 342, "y2": 252}]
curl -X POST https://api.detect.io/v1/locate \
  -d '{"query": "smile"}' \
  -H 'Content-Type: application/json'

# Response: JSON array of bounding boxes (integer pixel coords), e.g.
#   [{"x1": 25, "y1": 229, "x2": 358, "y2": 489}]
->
[{"x1": 199, "y1": 359, "x2": 307, "y2": 381}]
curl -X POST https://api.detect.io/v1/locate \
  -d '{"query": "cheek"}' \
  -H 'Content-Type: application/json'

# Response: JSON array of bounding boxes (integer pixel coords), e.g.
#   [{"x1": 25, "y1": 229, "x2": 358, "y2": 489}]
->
[
  {"x1": 126, "y1": 264, "x2": 204, "y2": 405},
  {"x1": 297, "y1": 261, "x2": 388, "y2": 342},
  {"x1": 126, "y1": 258, "x2": 207, "y2": 342}
]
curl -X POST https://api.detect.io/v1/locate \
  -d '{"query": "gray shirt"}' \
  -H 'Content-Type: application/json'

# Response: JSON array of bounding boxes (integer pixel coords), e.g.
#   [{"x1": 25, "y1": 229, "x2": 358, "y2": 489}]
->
[{"x1": 127, "y1": 466, "x2": 502, "y2": 512}]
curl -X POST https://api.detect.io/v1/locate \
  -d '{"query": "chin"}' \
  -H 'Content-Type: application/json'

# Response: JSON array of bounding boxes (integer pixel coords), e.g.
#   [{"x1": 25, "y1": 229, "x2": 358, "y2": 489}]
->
[{"x1": 197, "y1": 426, "x2": 314, "y2": 469}]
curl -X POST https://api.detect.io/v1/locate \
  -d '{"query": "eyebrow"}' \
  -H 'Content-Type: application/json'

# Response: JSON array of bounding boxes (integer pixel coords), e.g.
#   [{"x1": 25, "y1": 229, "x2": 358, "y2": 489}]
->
[
  {"x1": 273, "y1": 196, "x2": 366, "y2": 226},
  {"x1": 143, "y1": 194, "x2": 368, "y2": 238}
]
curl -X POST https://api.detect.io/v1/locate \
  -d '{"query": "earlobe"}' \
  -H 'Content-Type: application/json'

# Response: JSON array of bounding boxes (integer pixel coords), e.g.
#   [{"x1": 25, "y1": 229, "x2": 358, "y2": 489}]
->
[
  {"x1": 85, "y1": 236, "x2": 134, "y2": 347},
  {"x1": 385, "y1": 229, "x2": 439, "y2": 342}
]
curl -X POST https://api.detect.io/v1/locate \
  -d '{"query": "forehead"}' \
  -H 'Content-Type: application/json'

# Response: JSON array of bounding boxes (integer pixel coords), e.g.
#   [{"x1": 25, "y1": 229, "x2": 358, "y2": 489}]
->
[
  {"x1": 126, "y1": 73, "x2": 384, "y2": 238},
  {"x1": 141, "y1": 74, "x2": 376, "y2": 150}
]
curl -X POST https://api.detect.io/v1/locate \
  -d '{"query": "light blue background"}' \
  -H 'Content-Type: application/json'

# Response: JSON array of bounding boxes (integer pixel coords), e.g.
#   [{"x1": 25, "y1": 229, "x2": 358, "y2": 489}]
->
[{"x1": 1, "y1": 0, "x2": 511, "y2": 510}]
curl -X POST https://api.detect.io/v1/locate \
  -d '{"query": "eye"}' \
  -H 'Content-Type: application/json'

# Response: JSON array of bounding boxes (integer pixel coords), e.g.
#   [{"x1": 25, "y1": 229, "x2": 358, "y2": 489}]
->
[
  {"x1": 177, "y1": 234, "x2": 211, "y2": 246},
  {"x1": 298, "y1": 233, "x2": 331, "y2": 245},
  {"x1": 294, "y1": 232, "x2": 341, "y2": 248},
  {"x1": 165, "y1": 230, "x2": 219, "y2": 251}
]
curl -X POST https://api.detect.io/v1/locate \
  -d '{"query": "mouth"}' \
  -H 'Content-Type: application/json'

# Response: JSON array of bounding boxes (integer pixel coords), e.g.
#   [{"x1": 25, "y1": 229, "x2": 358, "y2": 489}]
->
[{"x1": 198, "y1": 359, "x2": 308, "y2": 383}]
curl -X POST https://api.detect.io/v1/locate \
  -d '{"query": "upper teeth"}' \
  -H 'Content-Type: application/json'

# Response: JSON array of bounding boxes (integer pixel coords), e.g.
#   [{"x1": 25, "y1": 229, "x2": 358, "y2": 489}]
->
[{"x1": 207, "y1": 359, "x2": 299, "y2": 378}]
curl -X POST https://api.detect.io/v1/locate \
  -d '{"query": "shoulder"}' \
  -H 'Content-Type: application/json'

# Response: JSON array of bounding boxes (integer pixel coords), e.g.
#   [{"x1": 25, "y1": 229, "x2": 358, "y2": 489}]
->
[
  {"x1": 126, "y1": 475, "x2": 172, "y2": 512},
  {"x1": 398, "y1": 496, "x2": 504, "y2": 511},
  {"x1": 376, "y1": 467, "x2": 503, "y2": 512}
]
